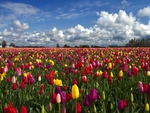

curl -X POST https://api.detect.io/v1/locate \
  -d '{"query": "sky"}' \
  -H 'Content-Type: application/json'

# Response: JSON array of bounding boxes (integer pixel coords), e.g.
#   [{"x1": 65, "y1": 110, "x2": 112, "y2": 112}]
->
[{"x1": 0, "y1": 0, "x2": 150, "y2": 47}]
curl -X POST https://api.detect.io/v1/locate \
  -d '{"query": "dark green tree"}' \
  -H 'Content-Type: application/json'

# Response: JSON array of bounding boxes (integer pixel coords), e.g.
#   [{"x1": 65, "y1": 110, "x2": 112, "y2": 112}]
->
[
  {"x1": 10, "y1": 43, "x2": 15, "y2": 47},
  {"x1": 2, "y1": 40, "x2": 7, "y2": 48}
]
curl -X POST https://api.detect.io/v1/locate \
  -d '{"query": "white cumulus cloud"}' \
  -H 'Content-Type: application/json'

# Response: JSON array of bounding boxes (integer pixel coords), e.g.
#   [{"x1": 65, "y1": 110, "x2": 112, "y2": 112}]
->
[
  {"x1": 13, "y1": 20, "x2": 29, "y2": 32},
  {"x1": 138, "y1": 6, "x2": 150, "y2": 17}
]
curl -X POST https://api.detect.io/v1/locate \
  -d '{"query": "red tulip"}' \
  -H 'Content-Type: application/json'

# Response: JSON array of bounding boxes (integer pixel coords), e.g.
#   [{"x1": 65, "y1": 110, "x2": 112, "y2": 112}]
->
[
  {"x1": 51, "y1": 92, "x2": 57, "y2": 104},
  {"x1": 144, "y1": 84, "x2": 148, "y2": 92},
  {"x1": 12, "y1": 83, "x2": 17, "y2": 90},
  {"x1": 4, "y1": 103, "x2": 17, "y2": 113},
  {"x1": 82, "y1": 76, "x2": 87, "y2": 83},
  {"x1": 73, "y1": 78, "x2": 78, "y2": 85},
  {"x1": 20, "y1": 105, "x2": 28, "y2": 113},
  {"x1": 49, "y1": 77, "x2": 54, "y2": 85},
  {"x1": 123, "y1": 99, "x2": 128, "y2": 107},
  {"x1": 66, "y1": 93, "x2": 72, "y2": 101},
  {"x1": 76, "y1": 102, "x2": 81, "y2": 113},
  {"x1": 85, "y1": 66, "x2": 90, "y2": 74},
  {"x1": 20, "y1": 82, "x2": 25, "y2": 89},
  {"x1": 103, "y1": 71, "x2": 108, "y2": 79}
]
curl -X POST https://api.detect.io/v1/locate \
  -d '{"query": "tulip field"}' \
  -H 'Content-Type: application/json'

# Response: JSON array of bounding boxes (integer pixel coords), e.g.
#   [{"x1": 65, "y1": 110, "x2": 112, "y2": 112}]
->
[{"x1": 1, "y1": 47, "x2": 150, "y2": 113}]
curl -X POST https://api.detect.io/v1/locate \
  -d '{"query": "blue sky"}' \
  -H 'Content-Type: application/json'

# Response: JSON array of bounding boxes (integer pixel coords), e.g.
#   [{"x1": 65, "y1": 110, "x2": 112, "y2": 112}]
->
[{"x1": 0, "y1": 0, "x2": 150, "y2": 47}]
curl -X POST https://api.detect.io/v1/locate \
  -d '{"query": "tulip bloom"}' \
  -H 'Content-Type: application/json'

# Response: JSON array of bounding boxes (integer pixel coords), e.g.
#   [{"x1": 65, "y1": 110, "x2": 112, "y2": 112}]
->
[
  {"x1": 83, "y1": 95, "x2": 91, "y2": 106},
  {"x1": 20, "y1": 105, "x2": 27, "y2": 113},
  {"x1": 60, "y1": 91, "x2": 66, "y2": 104},
  {"x1": 12, "y1": 76, "x2": 16, "y2": 83},
  {"x1": 66, "y1": 93, "x2": 72, "y2": 101},
  {"x1": 82, "y1": 76, "x2": 87, "y2": 83},
  {"x1": 12, "y1": 83, "x2": 17, "y2": 90},
  {"x1": 56, "y1": 93, "x2": 61, "y2": 103},
  {"x1": 76, "y1": 102, "x2": 82, "y2": 113},
  {"x1": 118, "y1": 100, "x2": 124, "y2": 111},
  {"x1": 55, "y1": 86, "x2": 61, "y2": 94},
  {"x1": 54, "y1": 79, "x2": 63, "y2": 86},
  {"x1": 89, "y1": 88, "x2": 98, "y2": 101},
  {"x1": 16, "y1": 67, "x2": 21, "y2": 76},
  {"x1": 147, "y1": 71, "x2": 150, "y2": 76},
  {"x1": 72, "y1": 84, "x2": 79, "y2": 99},
  {"x1": 4, "y1": 103, "x2": 17, "y2": 113},
  {"x1": 20, "y1": 82, "x2": 25, "y2": 89},
  {"x1": 145, "y1": 103, "x2": 150, "y2": 111},
  {"x1": 144, "y1": 84, "x2": 148, "y2": 92},
  {"x1": 51, "y1": 92, "x2": 57, "y2": 104},
  {"x1": 119, "y1": 70, "x2": 123, "y2": 77}
]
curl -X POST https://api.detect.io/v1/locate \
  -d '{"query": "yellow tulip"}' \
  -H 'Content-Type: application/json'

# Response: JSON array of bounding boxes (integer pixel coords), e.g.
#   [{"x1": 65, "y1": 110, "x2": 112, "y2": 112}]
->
[
  {"x1": 119, "y1": 70, "x2": 123, "y2": 77},
  {"x1": 54, "y1": 79, "x2": 63, "y2": 86},
  {"x1": 99, "y1": 70, "x2": 103, "y2": 76},
  {"x1": 147, "y1": 71, "x2": 150, "y2": 76},
  {"x1": 72, "y1": 84, "x2": 79, "y2": 99},
  {"x1": 145, "y1": 103, "x2": 149, "y2": 111},
  {"x1": 108, "y1": 62, "x2": 112, "y2": 69},
  {"x1": 110, "y1": 72, "x2": 113, "y2": 78}
]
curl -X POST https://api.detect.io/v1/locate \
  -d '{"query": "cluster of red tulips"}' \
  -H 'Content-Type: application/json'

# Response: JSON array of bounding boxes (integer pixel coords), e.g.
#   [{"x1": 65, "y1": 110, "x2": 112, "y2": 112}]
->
[{"x1": 0, "y1": 47, "x2": 150, "y2": 113}]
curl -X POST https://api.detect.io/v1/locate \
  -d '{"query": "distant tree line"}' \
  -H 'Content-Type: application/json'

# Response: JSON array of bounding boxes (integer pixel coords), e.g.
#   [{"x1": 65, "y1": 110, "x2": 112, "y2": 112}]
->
[
  {"x1": 125, "y1": 38, "x2": 150, "y2": 47},
  {"x1": 0, "y1": 40, "x2": 15, "y2": 48},
  {"x1": 1, "y1": 37, "x2": 150, "y2": 48}
]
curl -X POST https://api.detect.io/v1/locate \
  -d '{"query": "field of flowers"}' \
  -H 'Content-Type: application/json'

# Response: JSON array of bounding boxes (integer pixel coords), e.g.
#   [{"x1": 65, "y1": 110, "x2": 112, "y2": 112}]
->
[{"x1": 0, "y1": 47, "x2": 150, "y2": 113}]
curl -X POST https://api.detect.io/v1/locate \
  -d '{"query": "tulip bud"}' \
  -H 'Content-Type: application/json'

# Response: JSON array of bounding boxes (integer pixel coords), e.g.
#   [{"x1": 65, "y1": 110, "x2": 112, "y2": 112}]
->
[
  {"x1": 41, "y1": 105, "x2": 45, "y2": 113},
  {"x1": 130, "y1": 93, "x2": 134, "y2": 102},
  {"x1": 145, "y1": 103, "x2": 150, "y2": 111},
  {"x1": 72, "y1": 84, "x2": 79, "y2": 99},
  {"x1": 93, "y1": 104, "x2": 97, "y2": 113},
  {"x1": 102, "y1": 91, "x2": 105, "y2": 100},
  {"x1": 48, "y1": 102, "x2": 52, "y2": 111},
  {"x1": 66, "y1": 93, "x2": 72, "y2": 101},
  {"x1": 110, "y1": 103, "x2": 113, "y2": 110},
  {"x1": 56, "y1": 93, "x2": 61, "y2": 103}
]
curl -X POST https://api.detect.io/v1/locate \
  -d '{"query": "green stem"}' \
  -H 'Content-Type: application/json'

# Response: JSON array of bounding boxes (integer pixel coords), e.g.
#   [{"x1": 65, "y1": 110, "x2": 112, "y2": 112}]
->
[{"x1": 58, "y1": 103, "x2": 61, "y2": 113}]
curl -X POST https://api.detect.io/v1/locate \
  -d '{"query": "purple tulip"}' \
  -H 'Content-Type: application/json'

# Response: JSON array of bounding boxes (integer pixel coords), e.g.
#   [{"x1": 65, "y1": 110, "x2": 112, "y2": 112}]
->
[
  {"x1": 89, "y1": 88, "x2": 97, "y2": 101},
  {"x1": 69, "y1": 67, "x2": 73, "y2": 72},
  {"x1": 29, "y1": 76, "x2": 34, "y2": 84},
  {"x1": 55, "y1": 86, "x2": 61, "y2": 94},
  {"x1": 146, "y1": 85, "x2": 150, "y2": 94},
  {"x1": 118, "y1": 100, "x2": 124, "y2": 111},
  {"x1": 83, "y1": 95, "x2": 91, "y2": 106},
  {"x1": 128, "y1": 70, "x2": 132, "y2": 77},
  {"x1": 60, "y1": 91, "x2": 66, "y2": 104}
]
